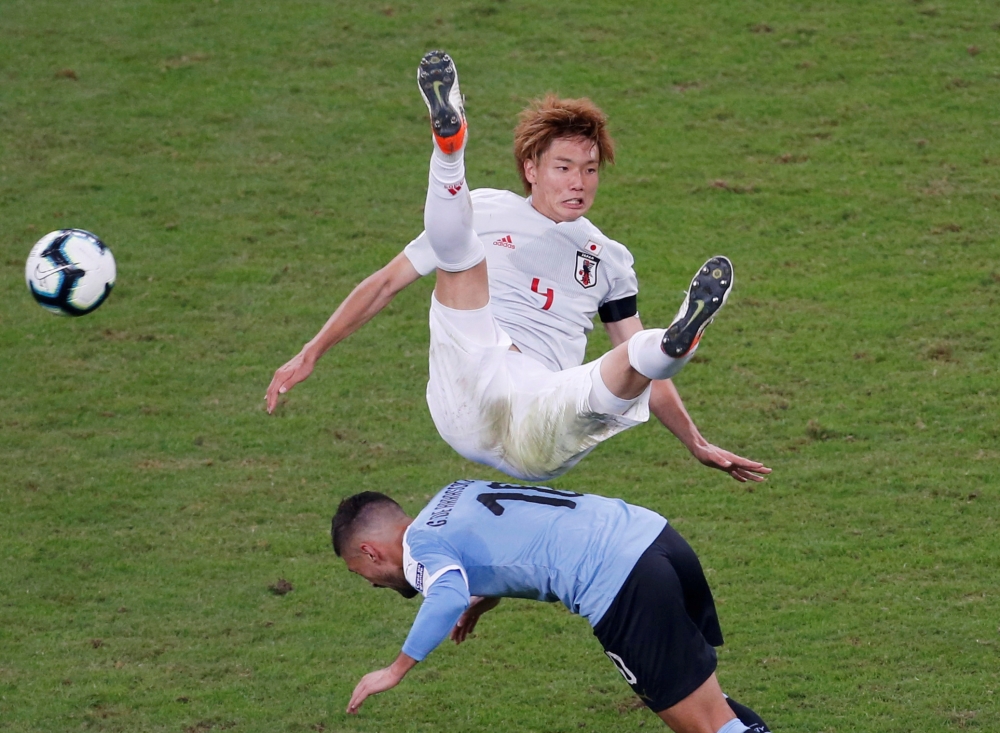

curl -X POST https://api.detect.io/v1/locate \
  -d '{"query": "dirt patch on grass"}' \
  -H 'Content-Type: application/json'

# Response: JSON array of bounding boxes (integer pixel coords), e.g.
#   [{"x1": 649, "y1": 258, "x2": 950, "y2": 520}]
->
[
  {"x1": 616, "y1": 697, "x2": 647, "y2": 714},
  {"x1": 184, "y1": 721, "x2": 236, "y2": 733},
  {"x1": 709, "y1": 179, "x2": 755, "y2": 194},
  {"x1": 923, "y1": 342, "x2": 956, "y2": 362},
  {"x1": 268, "y1": 578, "x2": 293, "y2": 595}
]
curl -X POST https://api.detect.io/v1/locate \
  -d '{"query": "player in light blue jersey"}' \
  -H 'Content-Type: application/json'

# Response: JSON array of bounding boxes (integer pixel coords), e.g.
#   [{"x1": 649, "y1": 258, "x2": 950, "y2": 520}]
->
[{"x1": 332, "y1": 481, "x2": 770, "y2": 733}]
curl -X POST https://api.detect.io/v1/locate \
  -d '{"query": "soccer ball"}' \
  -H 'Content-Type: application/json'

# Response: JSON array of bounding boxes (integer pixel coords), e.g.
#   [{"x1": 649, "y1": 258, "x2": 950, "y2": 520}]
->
[{"x1": 25, "y1": 229, "x2": 116, "y2": 316}]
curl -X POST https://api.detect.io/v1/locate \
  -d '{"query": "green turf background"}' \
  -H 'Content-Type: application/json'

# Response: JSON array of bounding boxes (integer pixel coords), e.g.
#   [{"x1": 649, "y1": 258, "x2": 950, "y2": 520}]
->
[{"x1": 1, "y1": 1, "x2": 998, "y2": 731}]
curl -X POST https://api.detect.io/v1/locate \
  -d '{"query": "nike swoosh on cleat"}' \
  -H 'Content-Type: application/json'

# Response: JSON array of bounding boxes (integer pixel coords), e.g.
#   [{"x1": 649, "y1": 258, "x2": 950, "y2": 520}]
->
[
  {"x1": 432, "y1": 80, "x2": 445, "y2": 105},
  {"x1": 683, "y1": 299, "x2": 705, "y2": 329}
]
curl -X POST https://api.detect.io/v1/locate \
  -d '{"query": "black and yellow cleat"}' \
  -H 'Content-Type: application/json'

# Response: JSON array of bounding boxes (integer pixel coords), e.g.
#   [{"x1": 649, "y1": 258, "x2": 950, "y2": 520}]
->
[
  {"x1": 417, "y1": 50, "x2": 467, "y2": 154},
  {"x1": 661, "y1": 256, "x2": 734, "y2": 358}
]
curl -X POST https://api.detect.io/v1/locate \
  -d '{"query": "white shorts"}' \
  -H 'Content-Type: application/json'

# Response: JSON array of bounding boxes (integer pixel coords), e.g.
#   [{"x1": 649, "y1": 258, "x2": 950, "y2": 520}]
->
[{"x1": 426, "y1": 295, "x2": 651, "y2": 481}]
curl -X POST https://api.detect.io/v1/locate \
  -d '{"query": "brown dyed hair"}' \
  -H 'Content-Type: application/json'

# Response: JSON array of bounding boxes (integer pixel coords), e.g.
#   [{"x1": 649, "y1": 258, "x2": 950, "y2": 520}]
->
[{"x1": 513, "y1": 94, "x2": 616, "y2": 195}]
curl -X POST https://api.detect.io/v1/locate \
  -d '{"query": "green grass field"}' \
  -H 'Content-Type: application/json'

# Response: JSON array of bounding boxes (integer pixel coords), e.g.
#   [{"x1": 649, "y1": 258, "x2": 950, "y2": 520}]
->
[{"x1": 1, "y1": 1, "x2": 998, "y2": 731}]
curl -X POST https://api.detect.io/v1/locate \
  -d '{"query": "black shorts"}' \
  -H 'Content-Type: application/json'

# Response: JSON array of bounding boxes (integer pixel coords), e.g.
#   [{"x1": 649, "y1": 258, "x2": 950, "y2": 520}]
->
[{"x1": 593, "y1": 523, "x2": 724, "y2": 713}]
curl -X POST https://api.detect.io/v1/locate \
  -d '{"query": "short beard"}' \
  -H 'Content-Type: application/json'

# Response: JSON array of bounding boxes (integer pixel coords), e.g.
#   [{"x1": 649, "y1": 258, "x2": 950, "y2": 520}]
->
[{"x1": 396, "y1": 585, "x2": 418, "y2": 599}]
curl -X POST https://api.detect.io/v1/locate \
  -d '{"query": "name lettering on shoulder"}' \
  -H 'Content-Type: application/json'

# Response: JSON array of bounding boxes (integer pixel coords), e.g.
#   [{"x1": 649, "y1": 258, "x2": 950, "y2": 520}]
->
[{"x1": 426, "y1": 479, "x2": 474, "y2": 527}]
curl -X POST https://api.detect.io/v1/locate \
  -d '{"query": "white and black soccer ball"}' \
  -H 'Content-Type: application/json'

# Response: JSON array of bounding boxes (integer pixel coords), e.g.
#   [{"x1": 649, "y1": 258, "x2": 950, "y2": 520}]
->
[{"x1": 25, "y1": 229, "x2": 116, "y2": 316}]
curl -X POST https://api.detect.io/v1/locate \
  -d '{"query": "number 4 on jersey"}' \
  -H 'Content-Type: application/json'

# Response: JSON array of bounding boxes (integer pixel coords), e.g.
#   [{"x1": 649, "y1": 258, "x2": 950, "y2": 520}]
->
[
  {"x1": 476, "y1": 482, "x2": 581, "y2": 516},
  {"x1": 531, "y1": 278, "x2": 554, "y2": 311}
]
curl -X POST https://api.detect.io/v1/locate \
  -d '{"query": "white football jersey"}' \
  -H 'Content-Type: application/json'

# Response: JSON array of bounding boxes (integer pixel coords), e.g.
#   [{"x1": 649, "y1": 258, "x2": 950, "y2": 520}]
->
[{"x1": 404, "y1": 188, "x2": 639, "y2": 372}]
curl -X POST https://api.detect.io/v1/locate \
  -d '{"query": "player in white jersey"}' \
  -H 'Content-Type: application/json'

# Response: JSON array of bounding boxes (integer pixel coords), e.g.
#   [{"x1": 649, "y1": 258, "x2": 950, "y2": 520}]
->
[
  {"x1": 266, "y1": 51, "x2": 770, "y2": 483},
  {"x1": 332, "y1": 484, "x2": 770, "y2": 733}
]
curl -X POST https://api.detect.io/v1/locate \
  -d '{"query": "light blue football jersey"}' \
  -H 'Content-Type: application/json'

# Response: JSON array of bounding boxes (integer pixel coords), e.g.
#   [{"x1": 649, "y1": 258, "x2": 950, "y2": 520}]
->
[{"x1": 402, "y1": 479, "x2": 667, "y2": 626}]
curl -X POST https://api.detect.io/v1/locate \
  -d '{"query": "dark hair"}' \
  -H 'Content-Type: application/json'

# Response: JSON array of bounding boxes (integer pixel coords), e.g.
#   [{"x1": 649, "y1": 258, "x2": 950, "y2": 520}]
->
[
  {"x1": 331, "y1": 491, "x2": 403, "y2": 556},
  {"x1": 513, "y1": 94, "x2": 616, "y2": 195}
]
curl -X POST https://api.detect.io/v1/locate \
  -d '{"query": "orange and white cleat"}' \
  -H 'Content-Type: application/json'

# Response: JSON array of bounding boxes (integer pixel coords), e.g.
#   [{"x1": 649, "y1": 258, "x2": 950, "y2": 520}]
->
[
  {"x1": 661, "y1": 256, "x2": 734, "y2": 358},
  {"x1": 417, "y1": 50, "x2": 467, "y2": 155}
]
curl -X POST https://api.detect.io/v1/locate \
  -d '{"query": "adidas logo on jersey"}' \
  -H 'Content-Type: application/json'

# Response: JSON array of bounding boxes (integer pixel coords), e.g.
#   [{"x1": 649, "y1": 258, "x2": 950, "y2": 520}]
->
[{"x1": 492, "y1": 235, "x2": 514, "y2": 249}]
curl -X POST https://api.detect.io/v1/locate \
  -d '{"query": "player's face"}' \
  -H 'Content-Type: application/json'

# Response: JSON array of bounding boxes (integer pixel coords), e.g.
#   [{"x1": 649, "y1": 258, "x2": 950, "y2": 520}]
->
[
  {"x1": 344, "y1": 553, "x2": 418, "y2": 599},
  {"x1": 524, "y1": 136, "x2": 600, "y2": 223}
]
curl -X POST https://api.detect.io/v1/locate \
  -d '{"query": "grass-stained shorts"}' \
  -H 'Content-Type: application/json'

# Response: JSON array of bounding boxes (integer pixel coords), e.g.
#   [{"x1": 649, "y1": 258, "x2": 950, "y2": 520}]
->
[
  {"x1": 425, "y1": 294, "x2": 650, "y2": 481},
  {"x1": 593, "y1": 523, "x2": 724, "y2": 713}
]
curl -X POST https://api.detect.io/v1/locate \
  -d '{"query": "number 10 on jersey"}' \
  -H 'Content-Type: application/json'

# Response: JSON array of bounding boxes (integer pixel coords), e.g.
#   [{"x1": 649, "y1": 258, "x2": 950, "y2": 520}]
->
[{"x1": 476, "y1": 482, "x2": 581, "y2": 516}]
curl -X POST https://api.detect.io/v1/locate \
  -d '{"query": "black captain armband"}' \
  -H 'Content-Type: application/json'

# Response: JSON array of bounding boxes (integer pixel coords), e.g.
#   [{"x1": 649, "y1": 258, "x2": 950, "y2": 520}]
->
[{"x1": 598, "y1": 295, "x2": 638, "y2": 323}]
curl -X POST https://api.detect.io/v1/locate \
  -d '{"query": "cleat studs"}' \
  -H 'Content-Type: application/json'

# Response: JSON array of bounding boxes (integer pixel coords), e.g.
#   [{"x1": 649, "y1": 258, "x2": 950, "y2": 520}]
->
[
  {"x1": 720, "y1": 279, "x2": 727, "y2": 285},
  {"x1": 712, "y1": 297, "x2": 719, "y2": 303},
  {"x1": 712, "y1": 268, "x2": 723, "y2": 278},
  {"x1": 693, "y1": 280, "x2": 699, "y2": 287}
]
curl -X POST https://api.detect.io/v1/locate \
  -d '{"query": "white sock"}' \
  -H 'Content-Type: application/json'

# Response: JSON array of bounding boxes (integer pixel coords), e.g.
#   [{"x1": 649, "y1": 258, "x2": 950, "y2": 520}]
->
[
  {"x1": 627, "y1": 328, "x2": 694, "y2": 381},
  {"x1": 424, "y1": 148, "x2": 485, "y2": 272},
  {"x1": 588, "y1": 363, "x2": 639, "y2": 416},
  {"x1": 717, "y1": 719, "x2": 749, "y2": 733},
  {"x1": 429, "y1": 145, "x2": 465, "y2": 181}
]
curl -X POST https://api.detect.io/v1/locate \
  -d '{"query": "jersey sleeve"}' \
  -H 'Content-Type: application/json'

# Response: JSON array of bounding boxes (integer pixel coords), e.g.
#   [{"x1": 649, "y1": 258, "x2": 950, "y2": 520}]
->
[
  {"x1": 598, "y1": 294, "x2": 638, "y2": 323},
  {"x1": 599, "y1": 242, "x2": 639, "y2": 321},
  {"x1": 401, "y1": 569, "x2": 470, "y2": 661},
  {"x1": 402, "y1": 231, "x2": 437, "y2": 277},
  {"x1": 402, "y1": 528, "x2": 470, "y2": 597}
]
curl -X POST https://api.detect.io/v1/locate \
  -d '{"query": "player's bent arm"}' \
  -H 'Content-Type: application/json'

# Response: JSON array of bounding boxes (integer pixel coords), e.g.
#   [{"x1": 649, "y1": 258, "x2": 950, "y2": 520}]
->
[
  {"x1": 346, "y1": 652, "x2": 418, "y2": 714},
  {"x1": 401, "y1": 570, "x2": 470, "y2": 661},
  {"x1": 602, "y1": 315, "x2": 643, "y2": 350},
  {"x1": 266, "y1": 253, "x2": 422, "y2": 412},
  {"x1": 451, "y1": 595, "x2": 501, "y2": 644},
  {"x1": 604, "y1": 317, "x2": 708, "y2": 449},
  {"x1": 302, "y1": 252, "x2": 422, "y2": 363},
  {"x1": 347, "y1": 571, "x2": 469, "y2": 714},
  {"x1": 650, "y1": 378, "x2": 772, "y2": 482},
  {"x1": 603, "y1": 319, "x2": 772, "y2": 482},
  {"x1": 647, "y1": 379, "x2": 708, "y2": 452},
  {"x1": 605, "y1": 316, "x2": 722, "y2": 446}
]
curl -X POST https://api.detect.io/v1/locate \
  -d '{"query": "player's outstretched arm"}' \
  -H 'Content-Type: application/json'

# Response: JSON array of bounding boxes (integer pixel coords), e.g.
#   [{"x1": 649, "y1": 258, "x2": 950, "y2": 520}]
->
[
  {"x1": 346, "y1": 652, "x2": 418, "y2": 714},
  {"x1": 450, "y1": 596, "x2": 501, "y2": 644},
  {"x1": 649, "y1": 379, "x2": 771, "y2": 483},
  {"x1": 347, "y1": 570, "x2": 469, "y2": 713},
  {"x1": 265, "y1": 253, "x2": 422, "y2": 413},
  {"x1": 604, "y1": 318, "x2": 771, "y2": 483}
]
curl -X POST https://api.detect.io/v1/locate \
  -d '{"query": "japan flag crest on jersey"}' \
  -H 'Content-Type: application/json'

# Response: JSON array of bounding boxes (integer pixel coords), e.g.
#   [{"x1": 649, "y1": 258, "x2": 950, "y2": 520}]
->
[{"x1": 575, "y1": 251, "x2": 600, "y2": 289}]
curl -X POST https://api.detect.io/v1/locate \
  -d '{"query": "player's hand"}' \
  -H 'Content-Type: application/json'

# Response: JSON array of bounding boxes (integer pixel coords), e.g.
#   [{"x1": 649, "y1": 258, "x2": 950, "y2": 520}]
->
[
  {"x1": 690, "y1": 443, "x2": 771, "y2": 483},
  {"x1": 450, "y1": 596, "x2": 501, "y2": 644},
  {"x1": 265, "y1": 351, "x2": 315, "y2": 414},
  {"x1": 346, "y1": 665, "x2": 405, "y2": 714}
]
